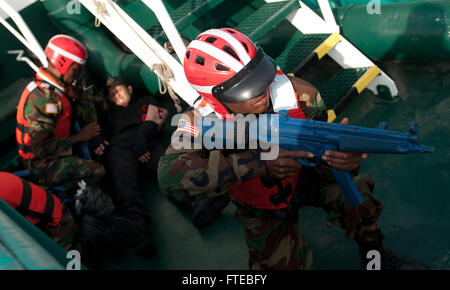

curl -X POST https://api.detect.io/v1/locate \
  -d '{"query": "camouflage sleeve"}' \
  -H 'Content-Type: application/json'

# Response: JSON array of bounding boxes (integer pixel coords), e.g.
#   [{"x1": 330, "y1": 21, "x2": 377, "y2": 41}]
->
[
  {"x1": 74, "y1": 93, "x2": 98, "y2": 127},
  {"x1": 289, "y1": 76, "x2": 328, "y2": 121},
  {"x1": 25, "y1": 89, "x2": 72, "y2": 159},
  {"x1": 157, "y1": 145, "x2": 267, "y2": 203}
]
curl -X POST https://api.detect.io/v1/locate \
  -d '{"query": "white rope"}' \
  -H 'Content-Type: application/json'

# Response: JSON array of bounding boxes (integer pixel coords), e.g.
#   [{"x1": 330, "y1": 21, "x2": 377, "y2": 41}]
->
[
  {"x1": 91, "y1": 0, "x2": 183, "y2": 112},
  {"x1": 93, "y1": 0, "x2": 107, "y2": 27},
  {"x1": 151, "y1": 63, "x2": 182, "y2": 112}
]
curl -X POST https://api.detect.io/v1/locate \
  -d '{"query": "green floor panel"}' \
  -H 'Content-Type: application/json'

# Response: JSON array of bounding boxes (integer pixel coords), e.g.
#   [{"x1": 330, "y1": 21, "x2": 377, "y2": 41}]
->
[
  {"x1": 318, "y1": 67, "x2": 369, "y2": 109},
  {"x1": 235, "y1": 0, "x2": 300, "y2": 41},
  {"x1": 275, "y1": 33, "x2": 330, "y2": 73}
]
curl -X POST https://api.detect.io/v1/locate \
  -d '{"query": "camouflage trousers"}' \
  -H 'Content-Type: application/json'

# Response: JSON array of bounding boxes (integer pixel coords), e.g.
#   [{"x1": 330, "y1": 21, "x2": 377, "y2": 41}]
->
[
  {"x1": 45, "y1": 204, "x2": 78, "y2": 251},
  {"x1": 234, "y1": 167, "x2": 383, "y2": 270},
  {"x1": 27, "y1": 156, "x2": 105, "y2": 192}
]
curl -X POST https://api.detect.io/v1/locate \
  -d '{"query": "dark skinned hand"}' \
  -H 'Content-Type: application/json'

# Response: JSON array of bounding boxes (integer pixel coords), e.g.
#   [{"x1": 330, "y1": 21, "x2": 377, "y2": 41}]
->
[
  {"x1": 93, "y1": 140, "x2": 110, "y2": 156},
  {"x1": 138, "y1": 151, "x2": 151, "y2": 163},
  {"x1": 264, "y1": 147, "x2": 314, "y2": 179},
  {"x1": 322, "y1": 118, "x2": 370, "y2": 171}
]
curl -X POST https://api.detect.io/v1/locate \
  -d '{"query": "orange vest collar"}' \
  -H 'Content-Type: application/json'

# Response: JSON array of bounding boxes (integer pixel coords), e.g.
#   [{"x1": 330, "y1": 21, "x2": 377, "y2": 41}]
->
[{"x1": 36, "y1": 68, "x2": 65, "y2": 92}]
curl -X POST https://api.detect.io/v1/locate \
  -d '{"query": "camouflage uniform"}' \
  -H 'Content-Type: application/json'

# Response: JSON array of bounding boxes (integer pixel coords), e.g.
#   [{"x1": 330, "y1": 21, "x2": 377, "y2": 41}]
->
[
  {"x1": 22, "y1": 69, "x2": 105, "y2": 191},
  {"x1": 45, "y1": 203, "x2": 78, "y2": 251},
  {"x1": 157, "y1": 77, "x2": 383, "y2": 269}
]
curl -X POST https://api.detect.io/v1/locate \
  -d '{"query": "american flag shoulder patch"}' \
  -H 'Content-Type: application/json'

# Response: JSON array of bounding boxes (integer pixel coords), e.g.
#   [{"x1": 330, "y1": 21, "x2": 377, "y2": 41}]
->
[
  {"x1": 45, "y1": 103, "x2": 58, "y2": 114},
  {"x1": 177, "y1": 119, "x2": 199, "y2": 137}
]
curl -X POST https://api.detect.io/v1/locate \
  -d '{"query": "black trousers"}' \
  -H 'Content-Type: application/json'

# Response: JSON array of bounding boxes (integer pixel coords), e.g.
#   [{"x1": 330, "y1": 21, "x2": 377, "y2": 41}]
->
[{"x1": 105, "y1": 140, "x2": 163, "y2": 224}]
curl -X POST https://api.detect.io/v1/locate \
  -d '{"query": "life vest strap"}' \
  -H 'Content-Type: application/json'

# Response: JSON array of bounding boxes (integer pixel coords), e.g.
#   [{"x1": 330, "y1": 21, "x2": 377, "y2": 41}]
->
[
  {"x1": 17, "y1": 176, "x2": 55, "y2": 225},
  {"x1": 17, "y1": 176, "x2": 32, "y2": 216}
]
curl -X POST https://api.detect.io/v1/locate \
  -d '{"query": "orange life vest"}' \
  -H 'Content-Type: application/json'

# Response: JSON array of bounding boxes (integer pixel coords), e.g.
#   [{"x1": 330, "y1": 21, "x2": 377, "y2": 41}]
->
[
  {"x1": 16, "y1": 68, "x2": 72, "y2": 159},
  {"x1": 0, "y1": 172, "x2": 62, "y2": 227}
]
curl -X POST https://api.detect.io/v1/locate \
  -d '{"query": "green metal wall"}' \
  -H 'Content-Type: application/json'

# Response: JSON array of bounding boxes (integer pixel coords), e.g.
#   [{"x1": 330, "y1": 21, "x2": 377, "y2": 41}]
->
[
  {"x1": 0, "y1": 2, "x2": 59, "y2": 94},
  {"x1": 333, "y1": 0, "x2": 450, "y2": 60}
]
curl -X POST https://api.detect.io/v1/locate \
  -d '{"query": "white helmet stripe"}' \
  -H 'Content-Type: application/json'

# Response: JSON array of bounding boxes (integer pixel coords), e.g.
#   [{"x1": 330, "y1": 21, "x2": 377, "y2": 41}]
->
[
  {"x1": 189, "y1": 40, "x2": 244, "y2": 73},
  {"x1": 190, "y1": 83, "x2": 214, "y2": 94},
  {"x1": 199, "y1": 29, "x2": 251, "y2": 65},
  {"x1": 47, "y1": 42, "x2": 86, "y2": 65}
]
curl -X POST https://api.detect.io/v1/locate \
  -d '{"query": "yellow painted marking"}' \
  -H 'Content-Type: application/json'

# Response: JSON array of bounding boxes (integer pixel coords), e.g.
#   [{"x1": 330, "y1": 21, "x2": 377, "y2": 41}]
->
[
  {"x1": 313, "y1": 33, "x2": 341, "y2": 59},
  {"x1": 327, "y1": 109, "x2": 336, "y2": 123},
  {"x1": 353, "y1": 66, "x2": 380, "y2": 93}
]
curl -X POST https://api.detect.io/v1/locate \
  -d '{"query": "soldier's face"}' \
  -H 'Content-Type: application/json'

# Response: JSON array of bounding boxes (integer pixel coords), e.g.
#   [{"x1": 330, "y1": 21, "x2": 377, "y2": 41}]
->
[
  {"x1": 63, "y1": 63, "x2": 81, "y2": 84},
  {"x1": 224, "y1": 90, "x2": 269, "y2": 114},
  {"x1": 108, "y1": 84, "x2": 133, "y2": 107}
]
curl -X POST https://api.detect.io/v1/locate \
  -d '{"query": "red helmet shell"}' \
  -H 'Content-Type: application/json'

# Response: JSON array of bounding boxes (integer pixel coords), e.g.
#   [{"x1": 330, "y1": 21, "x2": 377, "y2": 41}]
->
[
  {"x1": 44, "y1": 34, "x2": 87, "y2": 75},
  {"x1": 184, "y1": 28, "x2": 258, "y2": 117}
]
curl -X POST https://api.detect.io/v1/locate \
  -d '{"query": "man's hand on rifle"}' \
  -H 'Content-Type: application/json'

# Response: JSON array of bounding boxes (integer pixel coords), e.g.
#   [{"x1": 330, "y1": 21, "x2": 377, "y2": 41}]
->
[
  {"x1": 264, "y1": 118, "x2": 370, "y2": 179},
  {"x1": 322, "y1": 118, "x2": 370, "y2": 171},
  {"x1": 264, "y1": 148, "x2": 313, "y2": 179}
]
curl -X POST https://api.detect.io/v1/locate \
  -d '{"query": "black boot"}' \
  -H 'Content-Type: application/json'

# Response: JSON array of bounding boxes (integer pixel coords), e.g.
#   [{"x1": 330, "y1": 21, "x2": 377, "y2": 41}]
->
[
  {"x1": 191, "y1": 194, "x2": 231, "y2": 229},
  {"x1": 111, "y1": 216, "x2": 157, "y2": 258},
  {"x1": 358, "y1": 236, "x2": 430, "y2": 270},
  {"x1": 71, "y1": 214, "x2": 115, "y2": 268}
]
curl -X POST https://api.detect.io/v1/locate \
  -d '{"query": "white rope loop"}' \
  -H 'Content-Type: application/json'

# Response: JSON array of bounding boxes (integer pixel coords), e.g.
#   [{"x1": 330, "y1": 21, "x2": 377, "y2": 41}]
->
[
  {"x1": 92, "y1": 0, "x2": 182, "y2": 112},
  {"x1": 151, "y1": 63, "x2": 182, "y2": 112}
]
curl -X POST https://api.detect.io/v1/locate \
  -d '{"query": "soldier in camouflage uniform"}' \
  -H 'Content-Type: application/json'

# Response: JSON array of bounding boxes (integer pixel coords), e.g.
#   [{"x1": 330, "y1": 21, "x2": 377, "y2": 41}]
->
[
  {"x1": 16, "y1": 35, "x2": 106, "y2": 191},
  {"x1": 158, "y1": 28, "x2": 428, "y2": 269}
]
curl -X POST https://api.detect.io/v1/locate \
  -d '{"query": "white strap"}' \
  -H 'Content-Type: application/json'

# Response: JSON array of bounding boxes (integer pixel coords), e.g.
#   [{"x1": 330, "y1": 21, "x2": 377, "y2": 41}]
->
[
  {"x1": 47, "y1": 42, "x2": 86, "y2": 65},
  {"x1": 36, "y1": 70, "x2": 65, "y2": 92},
  {"x1": 269, "y1": 72, "x2": 298, "y2": 112}
]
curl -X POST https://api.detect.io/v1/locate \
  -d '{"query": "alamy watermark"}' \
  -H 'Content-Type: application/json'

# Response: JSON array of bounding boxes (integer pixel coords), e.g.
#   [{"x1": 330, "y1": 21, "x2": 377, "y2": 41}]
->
[
  {"x1": 171, "y1": 113, "x2": 280, "y2": 160},
  {"x1": 67, "y1": 0, "x2": 81, "y2": 15},
  {"x1": 366, "y1": 0, "x2": 381, "y2": 15},
  {"x1": 366, "y1": 250, "x2": 381, "y2": 270},
  {"x1": 66, "y1": 249, "x2": 81, "y2": 270}
]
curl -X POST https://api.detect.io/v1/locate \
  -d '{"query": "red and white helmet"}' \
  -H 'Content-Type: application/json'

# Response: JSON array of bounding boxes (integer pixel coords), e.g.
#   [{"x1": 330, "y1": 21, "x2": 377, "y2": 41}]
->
[
  {"x1": 44, "y1": 34, "x2": 87, "y2": 75},
  {"x1": 184, "y1": 28, "x2": 277, "y2": 117}
]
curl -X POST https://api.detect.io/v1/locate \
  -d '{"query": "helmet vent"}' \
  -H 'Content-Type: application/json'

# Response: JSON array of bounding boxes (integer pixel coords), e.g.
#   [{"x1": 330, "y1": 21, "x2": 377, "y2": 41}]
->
[
  {"x1": 226, "y1": 29, "x2": 235, "y2": 34},
  {"x1": 186, "y1": 50, "x2": 191, "y2": 59},
  {"x1": 195, "y1": 55, "x2": 205, "y2": 66},
  {"x1": 205, "y1": 37, "x2": 217, "y2": 43},
  {"x1": 241, "y1": 42, "x2": 249, "y2": 53},
  {"x1": 216, "y1": 63, "x2": 230, "y2": 71},
  {"x1": 223, "y1": 45, "x2": 240, "y2": 62}
]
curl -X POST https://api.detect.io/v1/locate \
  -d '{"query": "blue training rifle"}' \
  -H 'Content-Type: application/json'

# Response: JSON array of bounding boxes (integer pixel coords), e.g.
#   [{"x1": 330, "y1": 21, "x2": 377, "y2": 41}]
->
[{"x1": 197, "y1": 111, "x2": 434, "y2": 208}]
